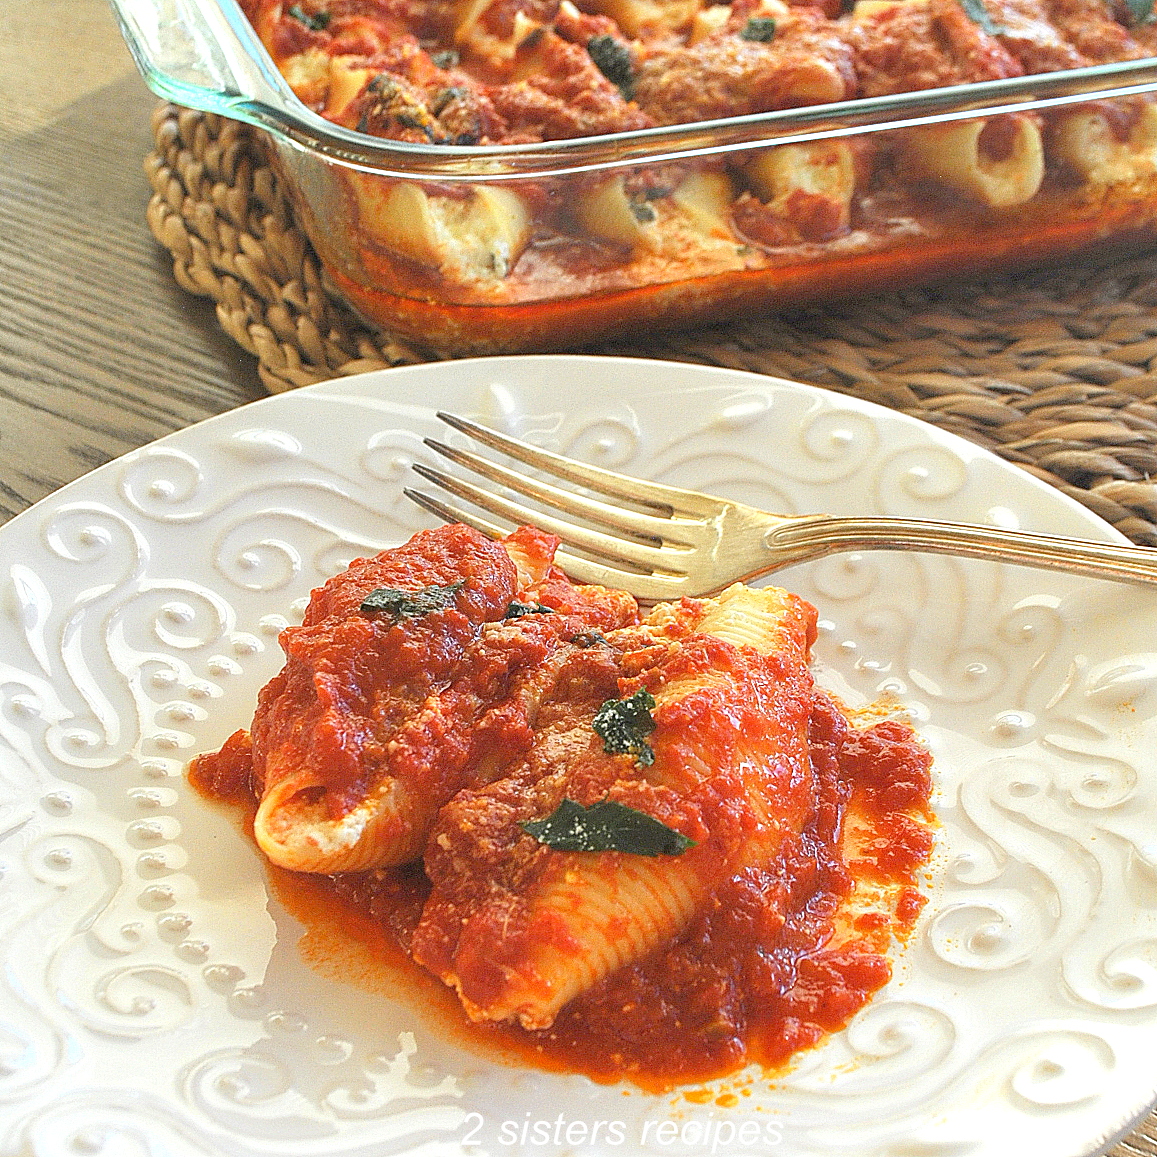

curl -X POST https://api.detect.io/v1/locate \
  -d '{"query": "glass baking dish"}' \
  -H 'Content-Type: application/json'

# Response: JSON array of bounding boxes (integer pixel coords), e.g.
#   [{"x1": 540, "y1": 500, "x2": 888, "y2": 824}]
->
[{"x1": 112, "y1": 0, "x2": 1157, "y2": 353}]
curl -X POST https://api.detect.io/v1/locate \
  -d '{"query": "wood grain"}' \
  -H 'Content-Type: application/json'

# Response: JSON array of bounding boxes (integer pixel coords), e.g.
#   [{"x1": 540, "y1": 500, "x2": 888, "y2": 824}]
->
[{"x1": 0, "y1": 0, "x2": 262, "y2": 526}]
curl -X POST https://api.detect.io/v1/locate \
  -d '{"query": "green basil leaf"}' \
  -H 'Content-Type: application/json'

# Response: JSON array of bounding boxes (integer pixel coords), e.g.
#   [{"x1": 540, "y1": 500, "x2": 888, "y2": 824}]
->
[
  {"x1": 593, "y1": 688, "x2": 656, "y2": 766},
  {"x1": 360, "y1": 580, "x2": 464, "y2": 619},
  {"x1": 587, "y1": 34, "x2": 635, "y2": 99},
  {"x1": 287, "y1": 4, "x2": 330, "y2": 31},
  {"x1": 521, "y1": 798, "x2": 695, "y2": 856},
  {"x1": 572, "y1": 630, "x2": 608, "y2": 648},
  {"x1": 1125, "y1": 0, "x2": 1155, "y2": 25},
  {"x1": 739, "y1": 16, "x2": 777, "y2": 40},
  {"x1": 504, "y1": 601, "x2": 554, "y2": 619},
  {"x1": 431, "y1": 86, "x2": 468, "y2": 115},
  {"x1": 958, "y1": 0, "x2": 1002, "y2": 34}
]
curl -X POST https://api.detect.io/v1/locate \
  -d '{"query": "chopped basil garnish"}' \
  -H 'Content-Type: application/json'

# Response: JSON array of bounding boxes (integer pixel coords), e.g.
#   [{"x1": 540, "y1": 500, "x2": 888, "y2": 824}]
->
[
  {"x1": 430, "y1": 49, "x2": 460, "y2": 68},
  {"x1": 504, "y1": 600, "x2": 554, "y2": 619},
  {"x1": 360, "y1": 580, "x2": 464, "y2": 619},
  {"x1": 431, "y1": 85, "x2": 467, "y2": 115},
  {"x1": 1125, "y1": 0, "x2": 1155, "y2": 25},
  {"x1": 521, "y1": 798, "x2": 695, "y2": 856},
  {"x1": 630, "y1": 200, "x2": 658, "y2": 223},
  {"x1": 739, "y1": 16, "x2": 777, "y2": 40},
  {"x1": 587, "y1": 34, "x2": 635, "y2": 99},
  {"x1": 359, "y1": 74, "x2": 445, "y2": 141},
  {"x1": 593, "y1": 688, "x2": 656, "y2": 766},
  {"x1": 958, "y1": 0, "x2": 1001, "y2": 34},
  {"x1": 573, "y1": 630, "x2": 608, "y2": 648},
  {"x1": 287, "y1": 4, "x2": 330, "y2": 30}
]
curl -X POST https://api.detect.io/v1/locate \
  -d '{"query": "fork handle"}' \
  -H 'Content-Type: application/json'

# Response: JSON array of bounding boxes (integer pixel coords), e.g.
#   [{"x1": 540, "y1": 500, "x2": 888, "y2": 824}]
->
[{"x1": 768, "y1": 515, "x2": 1157, "y2": 586}]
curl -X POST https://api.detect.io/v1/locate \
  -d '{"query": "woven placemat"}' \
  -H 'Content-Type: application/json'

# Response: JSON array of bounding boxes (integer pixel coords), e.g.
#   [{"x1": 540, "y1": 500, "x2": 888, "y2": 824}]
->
[
  {"x1": 145, "y1": 101, "x2": 1157, "y2": 551},
  {"x1": 146, "y1": 100, "x2": 1157, "y2": 555},
  {"x1": 145, "y1": 103, "x2": 1157, "y2": 1154}
]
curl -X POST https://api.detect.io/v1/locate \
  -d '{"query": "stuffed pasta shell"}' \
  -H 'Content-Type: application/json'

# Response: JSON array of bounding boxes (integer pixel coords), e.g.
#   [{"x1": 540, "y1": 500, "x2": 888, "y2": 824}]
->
[
  {"x1": 411, "y1": 583, "x2": 819, "y2": 1028},
  {"x1": 191, "y1": 523, "x2": 934, "y2": 1087},
  {"x1": 195, "y1": 523, "x2": 638, "y2": 873}
]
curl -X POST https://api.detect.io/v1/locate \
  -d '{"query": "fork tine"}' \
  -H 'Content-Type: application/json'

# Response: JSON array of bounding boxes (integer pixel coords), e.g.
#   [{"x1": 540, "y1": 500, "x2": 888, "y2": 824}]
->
[
  {"x1": 437, "y1": 412, "x2": 721, "y2": 518},
  {"x1": 424, "y1": 438, "x2": 698, "y2": 547},
  {"x1": 406, "y1": 486, "x2": 695, "y2": 601},
  {"x1": 412, "y1": 463, "x2": 689, "y2": 575},
  {"x1": 551, "y1": 549, "x2": 694, "y2": 602},
  {"x1": 403, "y1": 487, "x2": 507, "y2": 541}
]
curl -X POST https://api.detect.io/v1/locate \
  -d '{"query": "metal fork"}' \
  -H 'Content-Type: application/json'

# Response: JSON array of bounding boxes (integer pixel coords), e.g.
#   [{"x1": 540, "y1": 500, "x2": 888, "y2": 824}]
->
[{"x1": 405, "y1": 412, "x2": 1157, "y2": 602}]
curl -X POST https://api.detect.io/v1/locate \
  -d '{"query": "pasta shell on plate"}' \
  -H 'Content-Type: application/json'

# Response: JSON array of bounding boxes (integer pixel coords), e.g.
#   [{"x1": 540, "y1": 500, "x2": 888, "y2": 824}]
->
[
  {"x1": 412, "y1": 582, "x2": 820, "y2": 1030},
  {"x1": 238, "y1": 523, "x2": 637, "y2": 873},
  {"x1": 189, "y1": 521, "x2": 935, "y2": 1085}
]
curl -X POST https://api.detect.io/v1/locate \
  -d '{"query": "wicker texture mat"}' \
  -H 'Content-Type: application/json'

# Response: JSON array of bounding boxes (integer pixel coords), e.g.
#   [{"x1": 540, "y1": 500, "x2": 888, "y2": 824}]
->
[
  {"x1": 145, "y1": 102, "x2": 1157, "y2": 1155},
  {"x1": 146, "y1": 102, "x2": 1157, "y2": 550}
]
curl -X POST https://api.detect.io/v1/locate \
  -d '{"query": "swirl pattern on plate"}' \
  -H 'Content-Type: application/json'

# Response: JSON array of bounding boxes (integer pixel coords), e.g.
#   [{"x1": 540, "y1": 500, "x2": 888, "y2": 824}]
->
[{"x1": 1, "y1": 357, "x2": 1156, "y2": 1157}]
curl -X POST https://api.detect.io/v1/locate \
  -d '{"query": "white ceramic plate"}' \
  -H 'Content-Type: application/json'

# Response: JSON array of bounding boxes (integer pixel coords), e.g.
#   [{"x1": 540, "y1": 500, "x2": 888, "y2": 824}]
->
[{"x1": 4, "y1": 355, "x2": 1157, "y2": 1157}]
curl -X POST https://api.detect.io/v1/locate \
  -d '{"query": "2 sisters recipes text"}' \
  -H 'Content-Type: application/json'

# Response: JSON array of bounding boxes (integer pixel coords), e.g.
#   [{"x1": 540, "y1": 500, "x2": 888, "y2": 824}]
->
[{"x1": 191, "y1": 523, "x2": 934, "y2": 1086}]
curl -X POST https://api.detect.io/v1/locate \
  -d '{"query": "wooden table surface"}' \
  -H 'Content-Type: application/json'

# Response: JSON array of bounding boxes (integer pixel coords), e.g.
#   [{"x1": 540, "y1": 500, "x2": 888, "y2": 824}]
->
[
  {"x1": 4, "y1": 4, "x2": 1157, "y2": 1154},
  {"x1": 0, "y1": 0, "x2": 264, "y2": 528}
]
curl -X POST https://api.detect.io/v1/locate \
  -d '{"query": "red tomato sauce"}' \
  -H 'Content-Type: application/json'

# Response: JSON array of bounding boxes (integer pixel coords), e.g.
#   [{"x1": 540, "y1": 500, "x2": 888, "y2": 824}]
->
[
  {"x1": 190, "y1": 524, "x2": 934, "y2": 1089},
  {"x1": 193, "y1": 669, "x2": 933, "y2": 1090}
]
